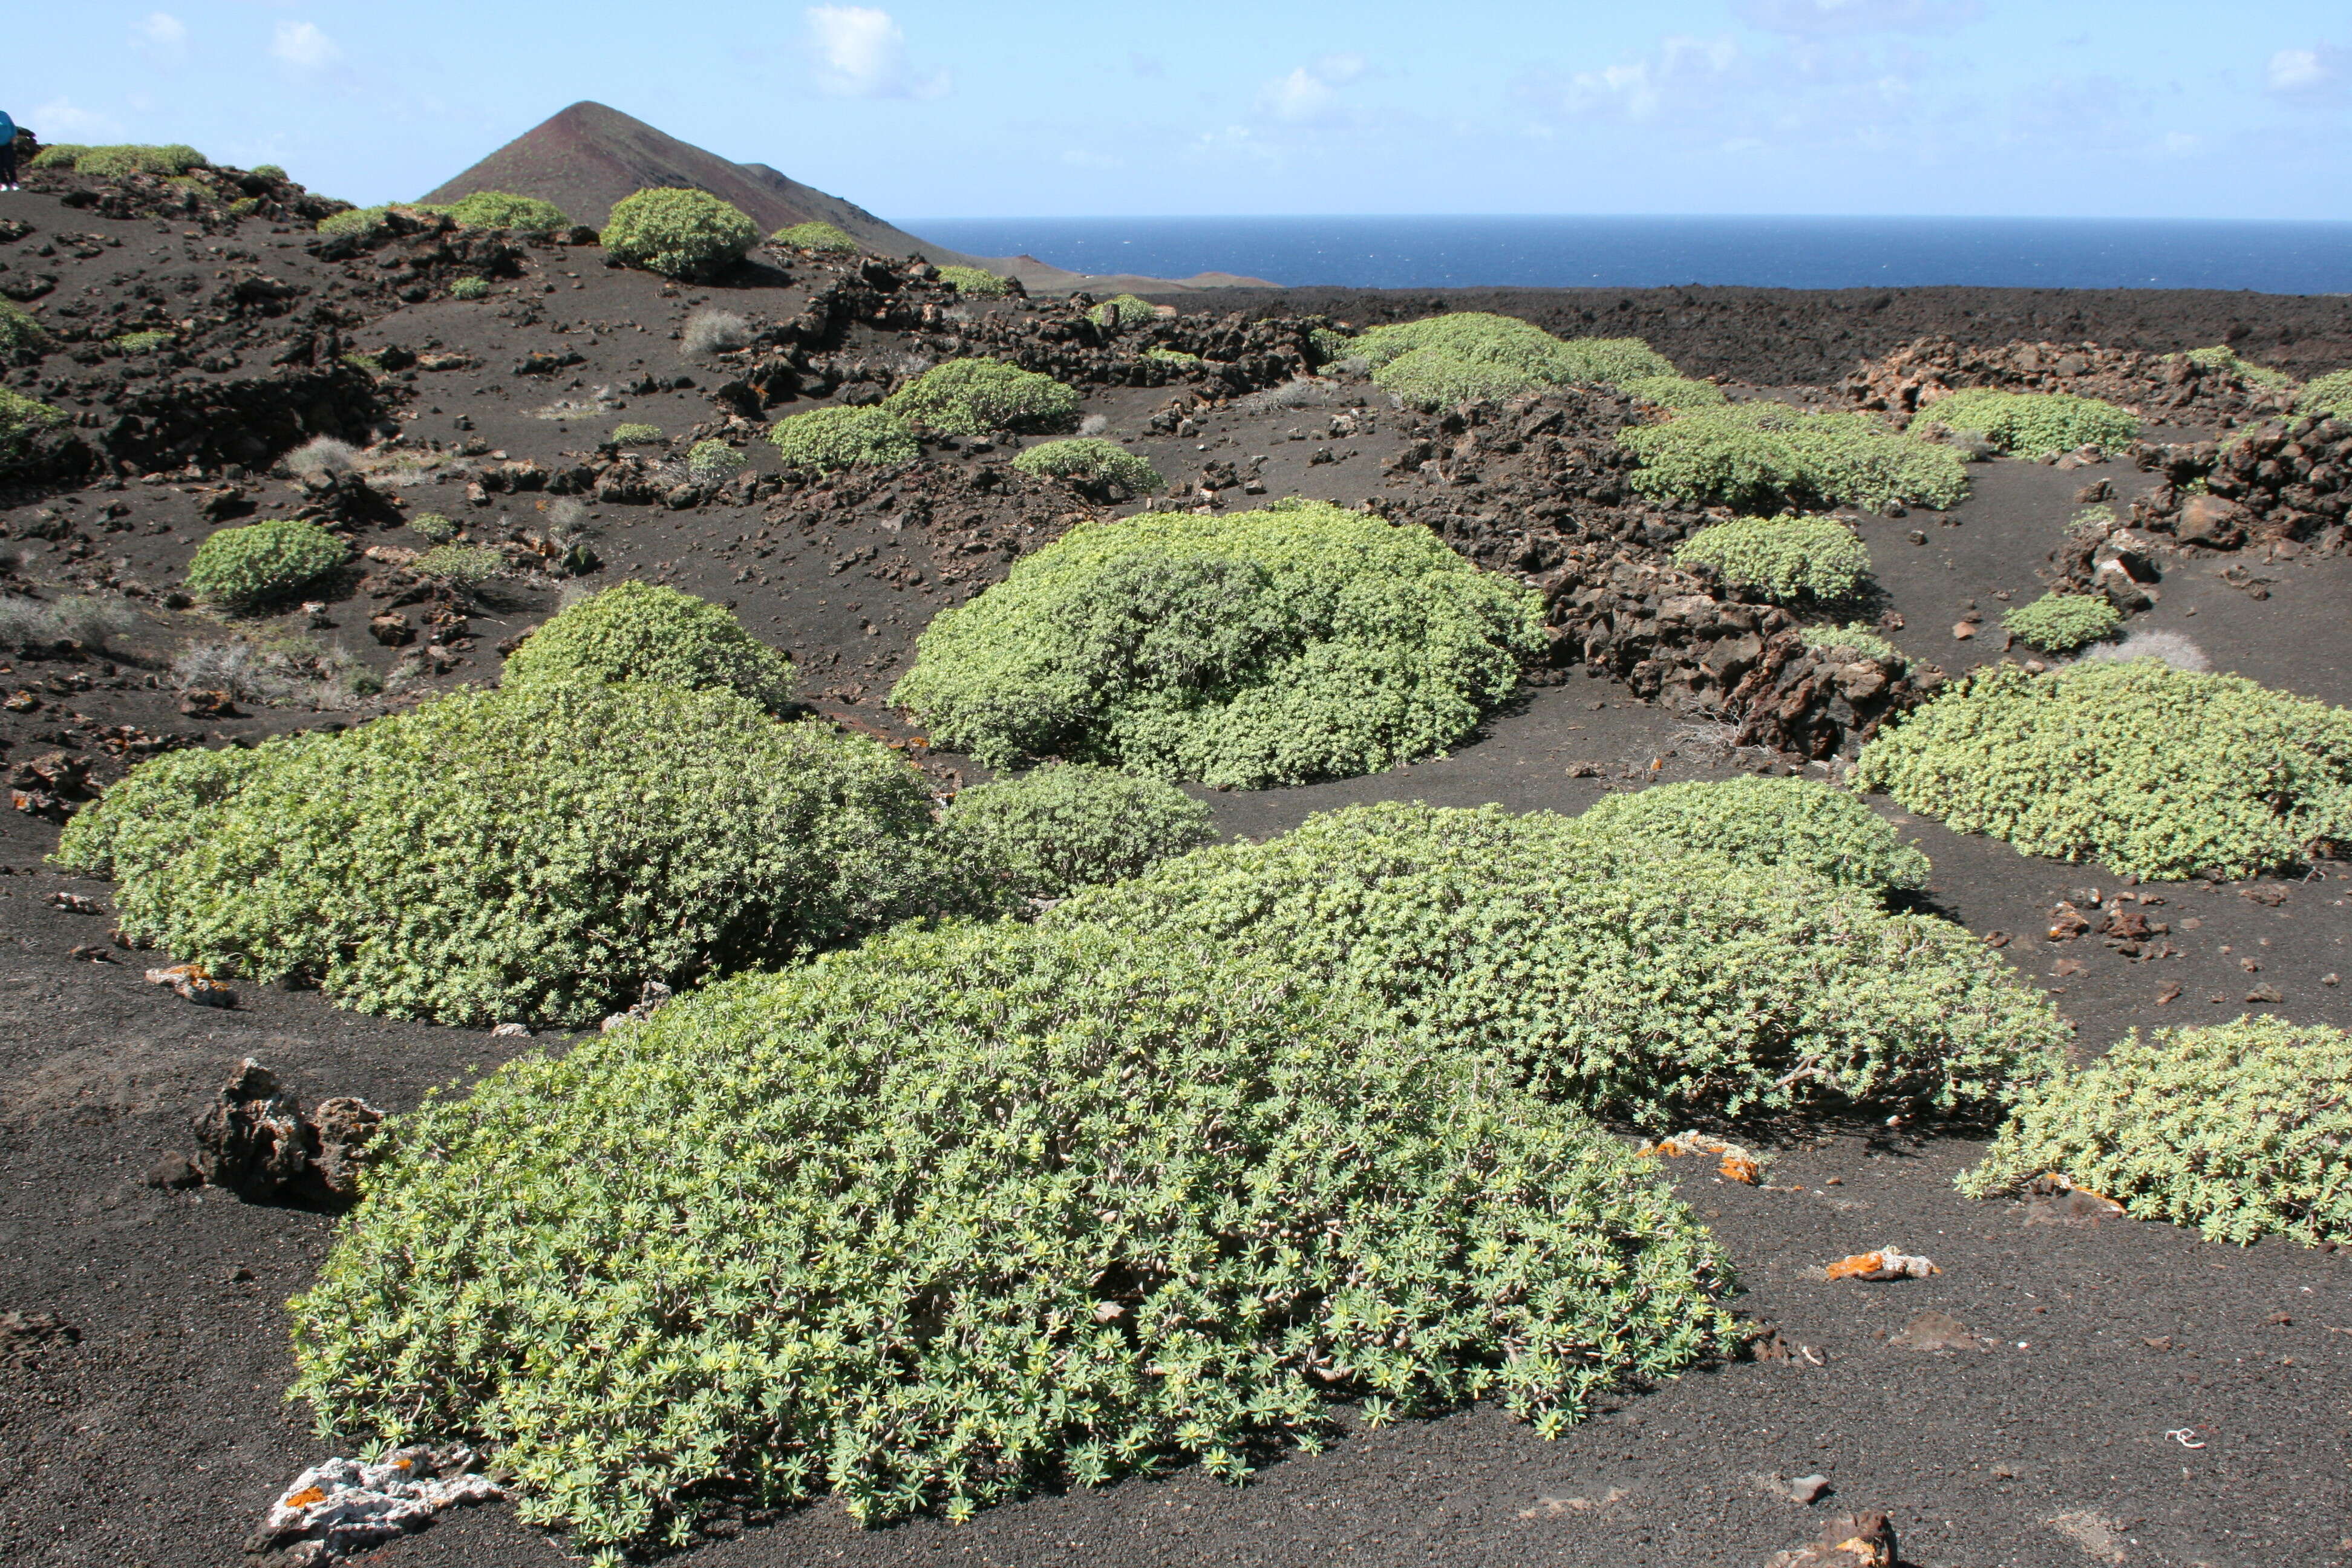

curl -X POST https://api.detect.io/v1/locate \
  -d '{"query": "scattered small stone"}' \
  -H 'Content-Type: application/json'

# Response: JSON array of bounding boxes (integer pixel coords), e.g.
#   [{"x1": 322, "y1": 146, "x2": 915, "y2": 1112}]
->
[
  {"x1": 599, "y1": 979, "x2": 674, "y2": 1032},
  {"x1": 68, "y1": 943, "x2": 114, "y2": 962},
  {"x1": 1, "y1": 1309, "x2": 80, "y2": 1367},
  {"x1": 190, "y1": 1059, "x2": 384, "y2": 1206},
  {"x1": 2245, "y1": 985, "x2": 2282, "y2": 1004},
  {"x1": 145, "y1": 962, "x2": 235, "y2": 1007},
  {"x1": 2048, "y1": 1509, "x2": 2129, "y2": 1563},
  {"x1": 489, "y1": 1021, "x2": 532, "y2": 1037},
  {"x1": 2154, "y1": 981, "x2": 2182, "y2": 1006},
  {"x1": 1887, "y1": 1310, "x2": 1981, "y2": 1351},
  {"x1": 1824, "y1": 1246, "x2": 1939, "y2": 1281},
  {"x1": 252, "y1": 1446, "x2": 501, "y2": 1564},
  {"x1": 1951, "y1": 621, "x2": 1976, "y2": 640},
  {"x1": 47, "y1": 891, "x2": 105, "y2": 913},
  {"x1": 1764, "y1": 1511, "x2": 1898, "y2": 1567},
  {"x1": 1518, "y1": 1486, "x2": 1630, "y2": 1518},
  {"x1": 1565, "y1": 760, "x2": 1605, "y2": 777},
  {"x1": 144, "y1": 1152, "x2": 203, "y2": 1189}
]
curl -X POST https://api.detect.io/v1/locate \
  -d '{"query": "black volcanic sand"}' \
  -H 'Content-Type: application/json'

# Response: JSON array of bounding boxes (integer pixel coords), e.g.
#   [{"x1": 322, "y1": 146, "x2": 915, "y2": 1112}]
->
[{"x1": 4, "y1": 188, "x2": 2352, "y2": 1567}]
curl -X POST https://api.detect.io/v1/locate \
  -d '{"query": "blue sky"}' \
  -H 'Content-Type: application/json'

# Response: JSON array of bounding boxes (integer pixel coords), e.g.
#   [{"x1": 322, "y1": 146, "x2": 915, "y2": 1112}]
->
[{"x1": 8, "y1": 2, "x2": 2352, "y2": 221}]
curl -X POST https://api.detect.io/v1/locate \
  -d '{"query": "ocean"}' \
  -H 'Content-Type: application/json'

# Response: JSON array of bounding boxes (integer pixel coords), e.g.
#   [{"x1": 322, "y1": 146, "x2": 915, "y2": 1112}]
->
[{"x1": 904, "y1": 215, "x2": 2352, "y2": 295}]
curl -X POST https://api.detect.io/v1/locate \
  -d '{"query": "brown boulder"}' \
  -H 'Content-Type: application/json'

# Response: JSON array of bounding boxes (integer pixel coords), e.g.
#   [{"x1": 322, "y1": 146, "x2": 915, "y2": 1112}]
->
[{"x1": 2174, "y1": 493, "x2": 2246, "y2": 547}]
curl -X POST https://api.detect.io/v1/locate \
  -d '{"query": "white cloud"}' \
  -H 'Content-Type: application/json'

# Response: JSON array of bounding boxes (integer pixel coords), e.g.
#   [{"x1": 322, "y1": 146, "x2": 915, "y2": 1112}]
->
[
  {"x1": 271, "y1": 20, "x2": 340, "y2": 71},
  {"x1": 1737, "y1": 0, "x2": 1981, "y2": 34},
  {"x1": 135, "y1": 11, "x2": 188, "y2": 56},
  {"x1": 805, "y1": 6, "x2": 949, "y2": 100},
  {"x1": 30, "y1": 96, "x2": 125, "y2": 140},
  {"x1": 1313, "y1": 51, "x2": 1368, "y2": 86},
  {"x1": 2267, "y1": 44, "x2": 2348, "y2": 100},
  {"x1": 1254, "y1": 53, "x2": 1371, "y2": 124},
  {"x1": 1540, "y1": 34, "x2": 1741, "y2": 120}
]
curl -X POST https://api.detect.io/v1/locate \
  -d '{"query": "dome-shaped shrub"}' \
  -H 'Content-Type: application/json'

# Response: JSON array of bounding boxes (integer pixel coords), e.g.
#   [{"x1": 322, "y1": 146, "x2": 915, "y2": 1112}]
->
[
  {"x1": 1057, "y1": 801, "x2": 2066, "y2": 1125},
  {"x1": 502, "y1": 582, "x2": 794, "y2": 711},
  {"x1": 937, "y1": 264, "x2": 1009, "y2": 296},
  {"x1": 1578, "y1": 776, "x2": 1930, "y2": 893},
  {"x1": 883, "y1": 359, "x2": 1082, "y2": 436},
  {"x1": 1009, "y1": 437, "x2": 1161, "y2": 497},
  {"x1": 2001, "y1": 592, "x2": 2121, "y2": 653},
  {"x1": 1909, "y1": 390, "x2": 2138, "y2": 458},
  {"x1": 891, "y1": 500, "x2": 1545, "y2": 788},
  {"x1": 766, "y1": 405, "x2": 918, "y2": 472},
  {"x1": 770, "y1": 221, "x2": 858, "y2": 254},
  {"x1": 53, "y1": 682, "x2": 934, "y2": 1025},
  {"x1": 939, "y1": 763, "x2": 1214, "y2": 903},
  {"x1": 437, "y1": 191, "x2": 570, "y2": 231},
  {"x1": 287, "y1": 919, "x2": 1736, "y2": 1547},
  {"x1": 1624, "y1": 403, "x2": 1970, "y2": 513},
  {"x1": 184, "y1": 518, "x2": 349, "y2": 610},
  {"x1": 602, "y1": 188, "x2": 759, "y2": 280},
  {"x1": 1674, "y1": 514, "x2": 1872, "y2": 604}
]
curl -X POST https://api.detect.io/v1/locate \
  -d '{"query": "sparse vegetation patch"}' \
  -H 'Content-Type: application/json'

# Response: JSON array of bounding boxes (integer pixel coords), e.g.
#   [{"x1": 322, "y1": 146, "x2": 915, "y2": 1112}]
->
[
  {"x1": 2298, "y1": 368, "x2": 2352, "y2": 419},
  {"x1": 432, "y1": 191, "x2": 570, "y2": 232},
  {"x1": 1621, "y1": 374, "x2": 1726, "y2": 409},
  {"x1": 1352, "y1": 313, "x2": 1674, "y2": 410},
  {"x1": 1907, "y1": 389, "x2": 2138, "y2": 457},
  {"x1": 1623, "y1": 402, "x2": 1971, "y2": 513}
]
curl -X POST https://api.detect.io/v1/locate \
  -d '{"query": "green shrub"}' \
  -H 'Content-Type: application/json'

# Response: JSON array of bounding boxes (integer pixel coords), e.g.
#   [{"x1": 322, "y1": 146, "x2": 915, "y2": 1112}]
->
[
  {"x1": 766, "y1": 405, "x2": 917, "y2": 472},
  {"x1": 1621, "y1": 374, "x2": 1726, "y2": 409},
  {"x1": 1907, "y1": 389, "x2": 2138, "y2": 458},
  {"x1": 184, "y1": 519, "x2": 349, "y2": 611},
  {"x1": 1353, "y1": 316, "x2": 1673, "y2": 409},
  {"x1": 1091, "y1": 293, "x2": 1157, "y2": 328},
  {"x1": 1374, "y1": 348, "x2": 1559, "y2": 410},
  {"x1": 250, "y1": 163, "x2": 288, "y2": 182},
  {"x1": 28, "y1": 145, "x2": 90, "y2": 170},
  {"x1": 1798, "y1": 621, "x2": 1906, "y2": 667},
  {"x1": 503, "y1": 581, "x2": 795, "y2": 712},
  {"x1": 883, "y1": 358, "x2": 1082, "y2": 437},
  {"x1": 316, "y1": 204, "x2": 403, "y2": 237},
  {"x1": 892, "y1": 500, "x2": 1545, "y2": 789},
  {"x1": 410, "y1": 544, "x2": 503, "y2": 591},
  {"x1": 446, "y1": 276, "x2": 489, "y2": 301},
  {"x1": 0, "y1": 388, "x2": 67, "y2": 469},
  {"x1": 1624, "y1": 402, "x2": 1970, "y2": 513},
  {"x1": 1057, "y1": 801, "x2": 2065, "y2": 1125},
  {"x1": 54, "y1": 682, "x2": 933, "y2": 1026},
  {"x1": 2001, "y1": 592, "x2": 2121, "y2": 653},
  {"x1": 1674, "y1": 515, "x2": 1870, "y2": 604},
  {"x1": 2298, "y1": 368, "x2": 2352, "y2": 419},
  {"x1": 68, "y1": 143, "x2": 207, "y2": 177},
  {"x1": 286, "y1": 918, "x2": 1737, "y2": 1546},
  {"x1": 1852, "y1": 658, "x2": 2352, "y2": 881},
  {"x1": 408, "y1": 512, "x2": 458, "y2": 544},
  {"x1": 936, "y1": 264, "x2": 1009, "y2": 296},
  {"x1": 1307, "y1": 325, "x2": 1353, "y2": 364},
  {"x1": 1556, "y1": 337, "x2": 1677, "y2": 386},
  {"x1": 601, "y1": 188, "x2": 759, "y2": 280},
  {"x1": 0, "y1": 300, "x2": 44, "y2": 354},
  {"x1": 1143, "y1": 345, "x2": 1203, "y2": 367},
  {"x1": 771, "y1": 221, "x2": 858, "y2": 253},
  {"x1": 1009, "y1": 437, "x2": 1161, "y2": 496},
  {"x1": 609, "y1": 421, "x2": 663, "y2": 445},
  {"x1": 939, "y1": 763, "x2": 1215, "y2": 903},
  {"x1": 1577, "y1": 777, "x2": 1929, "y2": 893},
  {"x1": 2180, "y1": 345, "x2": 2294, "y2": 391},
  {"x1": 436, "y1": 190, "x2": 569, "y2": 231},
  {"x1": 686, "y1": 439, "x2": 747, "y2": 485},
  {"x1": 1959, "y1": 1017, "x2": 2352, "y2": 1247}
]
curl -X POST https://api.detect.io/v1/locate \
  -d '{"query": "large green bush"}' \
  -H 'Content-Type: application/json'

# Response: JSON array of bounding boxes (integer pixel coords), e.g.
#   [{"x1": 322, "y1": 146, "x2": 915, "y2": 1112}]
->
[
  {"x1": 936, "y1": 264, "x2": 1010, "y2": 296},
  {"x1": 1090, "y1": 293, "x2": 1157, "y2": 328},
  {"x1": 434, "y1": 190, "x2": 570, "y2": 231},
  {"x1": 883, "y1": 359, "x2": 1082, "y2": 436},
  {"x1": 2001, "y1": 592, "x2": 2121, "y2": 653},
  {"x1": 1622, "y1": 403, "x2": 1971, "y2": 513},
  {"x1": 891, "y1": 500, "x2": 1545, "y2": 789},
  {"x1": 1674, "y1": 515, "x2": 1871, "y2": 604},
  {"x1": 770, "y1": 221, "x2": 858, "y2": 254},
  {"x1": 1853, "y1": 658, "x2": 2352, "y2": 881},
  {"x1": 50, "y1": 143, "x2": 207, "y2": 177},
  {"x1": 503, "y1": 581, "x2": 794, "y2": 711},
  {"x1": 1353, "y1": 314, "x2": 1674, "y2": 410},
  {"x1": 1057, "y1": 801, "x2": 2065, "y2": 1125},
  {"x1": 0, "y1": 301, "x2": 43, "y2": 355},
  {"x1": 287, "y1": 920, "x2": 1736, "y2": 1547},
  {"x1": 2298, "y1": 368, "x2": 2352, "y2": 419},
  {"x1": 1959, "y1": 1017, "x2": 2352, "y2": 1247},
  {"x1": 1577, "y1": 777, "x2": 1929, "y2": 894},
  {"x1": 1907, "y1": 389, "x2": 2138, "y2": 458},
  {"x1": 601, "y1": 188, "x2": 759, "y2": 280},
  {"x1": 54, "y1": 682, "x2": 935, "y2": 1027},
  {"x1": 1621, "y1": 374, "x2": 1726, "y2": 409},
  {"x1": 766, "y1": 405, "x2": 918, "y2": 472},
  {"x1": 184, "y1": 519, "x2": 349, "y2": 611},
  {"x1": 938, "y1": 763, "x2": 1215, "y2": 903},
  {"x1": 1009, "y1": 437, "x2": 1161, "y2": 497},
  {"x1": 28, "y1": 145, "x2": 89, "y2": 170}
]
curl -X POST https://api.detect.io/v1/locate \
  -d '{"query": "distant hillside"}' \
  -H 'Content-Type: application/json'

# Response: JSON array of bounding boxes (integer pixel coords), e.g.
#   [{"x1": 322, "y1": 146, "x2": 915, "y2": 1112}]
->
[{"x1": 419, "y1": 102, "x2": 1270, "y2": 296}]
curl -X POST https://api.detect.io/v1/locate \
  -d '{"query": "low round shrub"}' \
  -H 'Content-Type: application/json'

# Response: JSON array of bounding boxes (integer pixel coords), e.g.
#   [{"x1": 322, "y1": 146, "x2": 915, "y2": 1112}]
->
[
  {"x1": 73, "y1": 143, "x2": 207, "y2": 177},
  {"x1": 2298, "y1": 368, "x2": 2352, "y2": 419},
  {"x1": 1959, "y1": 1017, "x2": 2352, "y2": 1247},
  {"x1": 28, "y1": 145, "x2": 90, "y2": 170},
  {"x1": 1056, "y1": 801, "x2": 2065, "y2": 1125},
  {"x1": 2001, "y1": 592, "x2": 2120, "y2": 653},
  {"x1": 1356, "y1": 315, "x2": 1674, "y2": 410},
  {"x1": 114, "y1": 329, "x2": 174, "y2": 354},
  {"x1": 185, "y1": 519, "x2": 349, "y2": 611},
  {"x1": 408, "y1": 512, "x2": 458, "y2": 544},
  {"x1": 410, "y1": 544, "x2": 503, "y2": 591},
  {"x1": 891, "y1": 500, "x2": 1545, "y2": 789},
  {"x1": 609, "y1": 421, "x2": 663, "y2": 445},
  {"x1": 936, "y1": 264, "x2": 1009, "y2": 296},
  {"x1": 884, "y1": 359, "x2": 1082, "y2": 436},
  {"x1": 1621, "y1": 374, "x2": 1726, "y2": 409},
  {"x1": 602, "y1": 188, "x2": 759, "y2": 280},
  {"x1": 1091, "y1": 293, "x2": 1157, "y2": 328},
  {"x1": 686, "y1": 439, "x2": 747, "y2": 485},
  {"x1": 1852, "y1": 658, "x2": 2352, "y2": 881},
  {"x1": 0, "y1": 388, "x2": 66, "y2": 470},
  {"x1": 1577, "y1": 777, "x2": 1929, "y2": 893},
  {"x1": 446, "y1": 276, "x2": 489, "y2": 301},
  {"x1": 1143, "y1": 345, "x2": 1203, "y2": 367},
  {"x1": 503, "y1": 581, "x2": 794, "y2": 711},
  {"x1": 770, "y1": 221, "x2": 858, "y2": 253},
  {"x1": 1556, "y1": 337, "x2": 1676, "y2": 387},
  {"x1": 1009, "y1": 437, "x2": 1161, "y2": 497},
  {"x1": 1625, "y1": 403, "x2": 1970, "y2": 513},
  {"x1": 2180, "y1": 345, "x2": 2294, "y2": 391},
  {"x1": 766, "y1": 405, "x2": 918, "y2": 472},
  {"x1": 0, "y1": 301, "x2": 44, "y2": 355},
  {"x1": 1674, "y1": 515, "x2": 1871, "y2": 604},
  {"x1": 1908, "y1": 390, "x2": 2138, "y2": 458},
  {"x1": 286, "y1": 918, "x2": 1737, "y2": 1546},
  {"x1": 54, "y1": 682, "x2": 933, "y2": 1026},
  {"x1": 437, "y1": 190, "x2": 569, "y2": 231},
  {"x1": 316, "y1": 204, "x2": 396, "y2": 237},
  {"x1": 1798, "y1": 621, "x2": 1906, "y2": 667},
  {"x1": 939, "y1": 763, "x2": 1215, "y2": 903},
  {"x1": 250, "y1": 163, "x2": 288, "y2": 182},
  {"x1": 1373, "y1": 348, "x2": 1557, "y2": 410}
]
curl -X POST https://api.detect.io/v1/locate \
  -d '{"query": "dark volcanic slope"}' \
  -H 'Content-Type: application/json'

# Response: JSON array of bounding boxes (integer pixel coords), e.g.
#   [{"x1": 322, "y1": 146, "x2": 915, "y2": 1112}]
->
[{"x1": 1180, "y1": 283, "x2": 2352, "y2": 385}]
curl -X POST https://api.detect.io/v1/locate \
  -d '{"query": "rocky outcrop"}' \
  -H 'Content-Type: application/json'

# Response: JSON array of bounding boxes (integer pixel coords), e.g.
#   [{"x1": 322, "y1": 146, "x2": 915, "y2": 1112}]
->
[
  {"x1": 1843, "y1": 335, "x2": 2296, "y2": 424},
  {"x1": 2124, "y1": 414, "x2": 2352, "y2": 552},
  {"x1": 187, "y1": 1059, "x2": 384, "y2": 1207}
]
